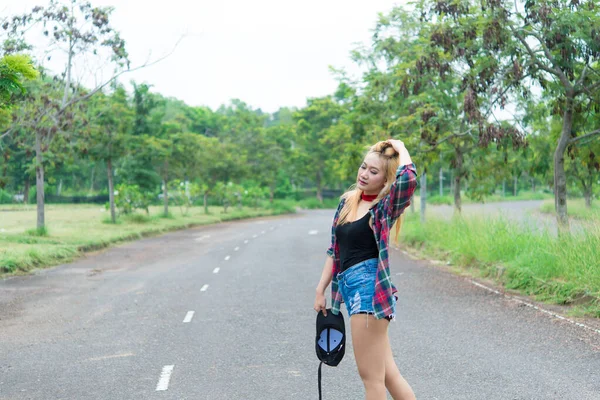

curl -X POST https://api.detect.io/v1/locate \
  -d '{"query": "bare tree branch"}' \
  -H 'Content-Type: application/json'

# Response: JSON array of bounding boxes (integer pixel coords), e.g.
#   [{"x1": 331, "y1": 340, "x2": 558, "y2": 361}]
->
[
  {"x1": 580, "y1": 79, "x2": 600, "y2": 97},
  {"x1": 425, "y1": 126, "x2": 476, "y2": 152},
  {"x1": 569, "y1": 128, "x2": 600, "y2": 144},
  {"x1": 0, "y1": 126, "x2": 15, "y2": 141},
  {"x1": 57, "y1": 34, "x2": 186, "y2": 117},
  {"x1": 510, "y1": 26, "x2": 572, "y2": 91},
  {"x1": 587, "y1": 65, "x2": 600, "y2": 78},
  {"x1": 1, "y1": 33, "x2": 187, "y2": 143},
  {"x1": 575, "y1": 64, "x2": 588, "y2": 89}
]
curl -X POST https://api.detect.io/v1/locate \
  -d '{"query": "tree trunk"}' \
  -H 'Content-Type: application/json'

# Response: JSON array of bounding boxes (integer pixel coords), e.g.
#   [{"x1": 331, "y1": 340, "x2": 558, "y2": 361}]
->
[
  {"x1": 584, "y1": 185, "x2": 592, "y2": 209},
  {"x1": 410, "y1": 198, "x2": 415, "y2": 213},
  {"x1": 163, "y1": 161, "x2": 169, "y2": 217},
  {"x1": 502, "y1": 179, "x2": 506, "y2": 197},
  {"x1": 163, "y1": 179, "x2": 168, "y2": 216},
  {"x1": 554, "y1": 98, "x2": 573, "y2": 230},
  {"x1": 532, "y1": 178, "x2": 536, "y2": 193},
  {"x1": 89, "y1": 164, "x2": 96, "y2": 195},
  {"x1": 420, "y1": 171, "x2": 427, "y2": 224},
  {"x1": 513, "y1": 175, "x2": 518, "y2": 197},
  {"x1": 316, "y1": 170, "x2": 323, "y2": 203},
  {"x1": 57, "y1": 179, "x2": 63, "y2": 196},
  {"x1": 35, "y1": 131, "x2": 45, "y2": 230},
  {"x1": 23, "y1": 175, "x2": 30, "y2": 204},
  {"x1": 454, "y1": 150, "x2": 463, "y2": 214},
  {"x1": 107, "y1": 158, "x2": 116, "y2": 223},
  {"x1": 439, "y1": 167, "x2": 444, "y2": 197},
  {"x1": 62, "y1": 37, "x2": 74, "y2": 107},
  {"x1": 204, "y1": 192, "x2": 208, "y2": 214}
]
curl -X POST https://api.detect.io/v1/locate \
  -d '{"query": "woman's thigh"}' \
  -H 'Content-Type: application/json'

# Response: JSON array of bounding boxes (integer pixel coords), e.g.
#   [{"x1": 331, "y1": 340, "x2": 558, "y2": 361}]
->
[{"x1": 350, "y1": 314, "x2": 390, "y2": 380}]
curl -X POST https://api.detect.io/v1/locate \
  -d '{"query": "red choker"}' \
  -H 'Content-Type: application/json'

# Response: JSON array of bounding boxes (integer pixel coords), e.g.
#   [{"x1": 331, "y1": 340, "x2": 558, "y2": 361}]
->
[{"x1": 361, "y1": 192, "x2": 378, "y2": 202}]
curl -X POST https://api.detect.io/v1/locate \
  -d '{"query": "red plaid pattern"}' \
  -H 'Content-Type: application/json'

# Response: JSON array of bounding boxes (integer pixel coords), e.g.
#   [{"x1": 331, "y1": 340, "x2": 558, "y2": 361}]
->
[{"x1": 326, "y1": 163, "x2": 418, "y2": 319}]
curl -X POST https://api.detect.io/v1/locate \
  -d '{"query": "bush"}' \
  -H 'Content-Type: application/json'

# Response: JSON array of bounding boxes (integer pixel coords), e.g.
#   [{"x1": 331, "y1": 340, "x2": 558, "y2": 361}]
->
[
  {"x1": 299, "y1": 197, "x2": 339, "y2": 209},
  {"x1": 168, "y1": 180, "x2": 203, "y2": 216},
  {"x1": 0, "y1": 189, "x2": 13, "y2": 204},
  {"x1": 427, "y1": 195, "x2": 454, "y2": 205},
  {"x1": 268, "y1": 199, "x2": 297, "y2": 213},
  {"x1": 242, "y1": 184, "x2": 270, "y2": 208},
  {"x1": 112, "y1": 184, "x2": 155, "y2": 215},
  {"x1": 123, "y1": 213, "x2": 153, "y2": 224}
]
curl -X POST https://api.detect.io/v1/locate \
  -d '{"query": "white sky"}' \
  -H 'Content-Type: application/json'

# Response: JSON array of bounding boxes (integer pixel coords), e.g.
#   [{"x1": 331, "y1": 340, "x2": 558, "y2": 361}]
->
[{"x1": 3, "y1": 0, "x2": 406, "y2": 112}]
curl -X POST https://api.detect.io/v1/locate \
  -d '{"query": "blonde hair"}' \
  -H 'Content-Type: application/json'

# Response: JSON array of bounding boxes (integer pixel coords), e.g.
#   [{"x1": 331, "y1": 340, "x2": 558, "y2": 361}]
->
[{"x1": 337, "y1": 140, "x2": 404, "y2": 242}]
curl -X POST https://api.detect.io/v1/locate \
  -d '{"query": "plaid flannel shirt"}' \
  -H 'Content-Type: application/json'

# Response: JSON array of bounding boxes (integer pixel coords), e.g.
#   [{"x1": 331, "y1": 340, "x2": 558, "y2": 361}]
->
[{"x1": 326, "y1": 163, "x2": 418, "y2": 320}]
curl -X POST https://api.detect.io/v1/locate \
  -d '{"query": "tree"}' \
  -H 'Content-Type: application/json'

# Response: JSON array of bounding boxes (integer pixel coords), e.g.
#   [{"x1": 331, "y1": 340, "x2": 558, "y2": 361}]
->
[
  {"x1": 0, "y1": 54, "x2": 38, "y2": 109},
  {"x1": 2, "y1": 0, "x2": 129, "y2": 230},
  {"x1": 345, "y1": 6, "x2": 526, "y2": 214},
  {"x1": 417, "y1": 0, "x2": 600, "y2": 229},
  {"x1": 86, "y1": 86, "x2": 133, "y2": 222},
  {"x1": 142, "y1": 135, "x2": 173, "y2": 217},
  {"x1": 294, "y1": 97, "x2": 345, "y2": 203}
]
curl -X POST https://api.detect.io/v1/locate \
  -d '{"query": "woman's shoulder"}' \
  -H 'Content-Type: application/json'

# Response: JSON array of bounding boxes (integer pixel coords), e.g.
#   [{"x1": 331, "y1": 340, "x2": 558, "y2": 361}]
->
[{"x1": 336, "y1": 191, "x2": 353, "y2": 209}]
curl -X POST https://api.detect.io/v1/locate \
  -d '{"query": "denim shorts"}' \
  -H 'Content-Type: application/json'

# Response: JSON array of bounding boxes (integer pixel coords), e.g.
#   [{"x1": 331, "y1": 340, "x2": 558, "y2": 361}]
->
[{"x1": 337, "y1": 258, "x2": 394, "y2": 321}]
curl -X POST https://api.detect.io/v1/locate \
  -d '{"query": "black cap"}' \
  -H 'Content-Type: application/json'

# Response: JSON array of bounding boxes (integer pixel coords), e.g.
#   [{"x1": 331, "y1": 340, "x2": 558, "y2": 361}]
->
[{"x1": 315, "y1": 309, "x2": 345, "y2": 367}]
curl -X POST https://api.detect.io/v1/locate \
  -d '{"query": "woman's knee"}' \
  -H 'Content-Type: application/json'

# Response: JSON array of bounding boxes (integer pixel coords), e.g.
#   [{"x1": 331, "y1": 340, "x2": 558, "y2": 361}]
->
[
  {"x1": 351, "y1": 314, "x2": 388, "y2": 379},
  {"x1": 356, "y1": 360, "x2": 385, "y2": 383},
  {"x1": 384, "y1": 347, "x2": 401, "y2": 381},
  {"x1": 361, "y1": 375, "x2": 387, "y2": 391}
]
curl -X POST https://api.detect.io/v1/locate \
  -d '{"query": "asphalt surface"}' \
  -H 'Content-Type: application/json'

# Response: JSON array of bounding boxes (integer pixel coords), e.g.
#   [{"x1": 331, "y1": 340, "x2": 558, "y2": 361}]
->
[
  {"x1": 0, "y1": 208, "x2": 599, "y2": 400},
  {"x1": 426, "y1": 200, "x2": 592, "y2": 235}
]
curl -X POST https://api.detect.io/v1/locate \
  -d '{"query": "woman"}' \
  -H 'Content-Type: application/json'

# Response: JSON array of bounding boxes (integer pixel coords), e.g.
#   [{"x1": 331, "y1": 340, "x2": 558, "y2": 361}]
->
[{"x1": 313, "y1": 139, "x2": 418, "y2": 400}]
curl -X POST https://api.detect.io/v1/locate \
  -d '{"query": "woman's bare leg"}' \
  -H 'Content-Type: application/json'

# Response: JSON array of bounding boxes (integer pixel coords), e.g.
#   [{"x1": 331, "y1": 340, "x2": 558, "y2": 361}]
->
[
  {"x1": 351, "y1": 314, "x2": 390, "y2": 400},
  {"x1": 384, "y1": 337, "x2": 416, "y2": 400}
]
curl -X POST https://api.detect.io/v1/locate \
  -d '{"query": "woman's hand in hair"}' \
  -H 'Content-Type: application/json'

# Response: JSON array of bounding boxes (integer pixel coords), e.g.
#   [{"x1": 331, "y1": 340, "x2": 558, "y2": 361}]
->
[{"x1": 388, "y1": 139, "x2": 413, "y2": 166}]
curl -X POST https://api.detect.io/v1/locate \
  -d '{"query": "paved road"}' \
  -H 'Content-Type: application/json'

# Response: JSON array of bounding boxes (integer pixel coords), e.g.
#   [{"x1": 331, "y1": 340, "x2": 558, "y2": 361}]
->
[{"x1": 0, "y1": 210, "x2": 599, "y2": 399}]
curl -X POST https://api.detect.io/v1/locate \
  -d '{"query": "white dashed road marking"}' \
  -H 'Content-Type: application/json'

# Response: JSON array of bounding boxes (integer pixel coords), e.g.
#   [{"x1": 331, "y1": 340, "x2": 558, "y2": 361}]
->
[
  {"x1": 200, "y1": 284, "x2": 209, "y2": 292},
  {"x1": 252, "y1": 234, "x2": 258, "y2": 238},
  {"x1": 183, "y1": 311, "x2": 195, "y2": 323},
  {"x1": 234, "y1": 247, "x2": 240, "y2": 251},
  {"x1": 308, "y1": 230, "x2": 319, "y2": 235},
  {"x1": 213, "y1": 267, "x2": 220, "y2": 274},
  {"x1": 194, "y1": 235, "x2": 211, "y2": 242},
  {"x1": 244, "y1": 240, "x2": 249, "y2": 244},
  {"x1": 156, "y1": 365, "x2": 174, "y2": 391},
  {"x1": 87, "y1": 352, "x2": 134, "y2": 362},
  {"x1": 224, "y1": 255, "x2": 230, "y2": 261}
]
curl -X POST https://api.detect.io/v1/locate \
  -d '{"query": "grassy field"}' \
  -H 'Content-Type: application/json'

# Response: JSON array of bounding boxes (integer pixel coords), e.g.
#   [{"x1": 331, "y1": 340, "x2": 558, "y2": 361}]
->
[
  {"x1": 423, "y1": 190, "x2": 553, "y2": 206},
  {"x1": 539, "y1": 199, "x2": 600, "y2": 221},
  {"x1": 0, "y1": 203, "x2": 295, "y2": 276},
  {"x1": 397, "y1": 211, "x2": 600, "y2": 318}
]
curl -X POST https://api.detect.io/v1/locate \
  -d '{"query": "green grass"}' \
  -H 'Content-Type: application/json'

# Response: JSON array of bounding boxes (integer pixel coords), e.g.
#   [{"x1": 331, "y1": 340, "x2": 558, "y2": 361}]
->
[
  {"x1": 398, "y1": 212, "x2": 600, "y2": 317},
  {"x1": 423, "y1": 191, "x2": 553, "y2": 206},
  {"x1": 298, "y1": 197, "x2": 340, "y2": 209},
  {"x1": 539, "y1": 199, "x2": 600, "y2": 221},
  {"x1": 0, "y1": 204, "x2": 294, "y2": 275}
]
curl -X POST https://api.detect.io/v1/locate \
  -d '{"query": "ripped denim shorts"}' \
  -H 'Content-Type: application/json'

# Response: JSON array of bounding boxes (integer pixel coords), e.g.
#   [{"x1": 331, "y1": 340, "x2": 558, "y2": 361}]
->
[{"x1": 337, "y1": 258, "x2": 394, "y2": 321}]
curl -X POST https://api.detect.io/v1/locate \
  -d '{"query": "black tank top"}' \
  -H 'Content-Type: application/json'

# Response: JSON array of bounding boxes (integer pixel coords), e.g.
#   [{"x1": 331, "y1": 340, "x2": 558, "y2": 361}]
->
[{"x1": 335, "y1": 212, "x2": 379, "y2": 272}]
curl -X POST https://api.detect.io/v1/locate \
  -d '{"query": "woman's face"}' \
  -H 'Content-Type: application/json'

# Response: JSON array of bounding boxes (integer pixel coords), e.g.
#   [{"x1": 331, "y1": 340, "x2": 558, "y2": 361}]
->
[{"x1": 356, "y1": 152, "x2": 386, "y2": 195}]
